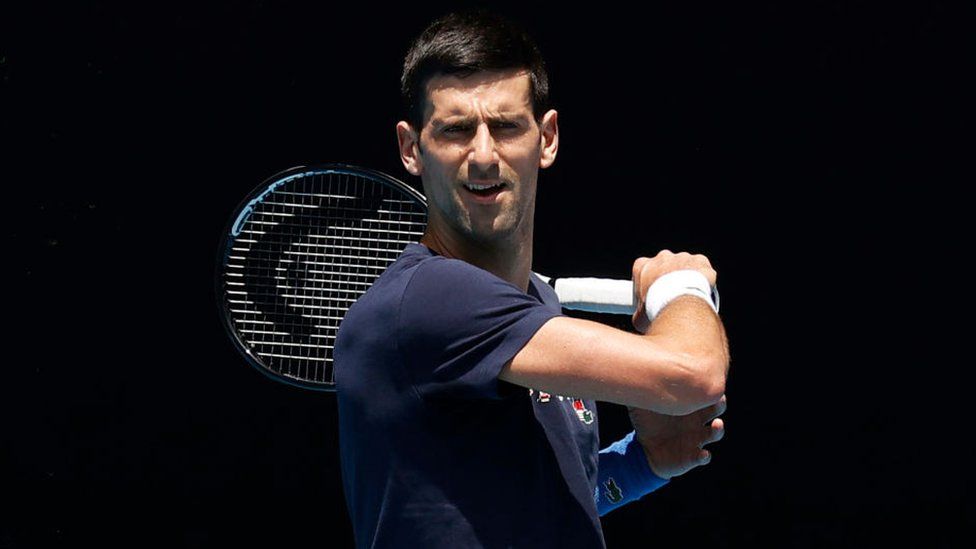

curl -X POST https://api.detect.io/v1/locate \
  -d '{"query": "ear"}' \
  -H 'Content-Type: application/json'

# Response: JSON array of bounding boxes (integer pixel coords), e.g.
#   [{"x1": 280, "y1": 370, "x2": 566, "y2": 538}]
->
[
  {"x1": 397, "y1": 121, "x2": 423, "y2": 176},
  {"x1": 538, "y1": 109, "x2": 559, "y2": 169}
]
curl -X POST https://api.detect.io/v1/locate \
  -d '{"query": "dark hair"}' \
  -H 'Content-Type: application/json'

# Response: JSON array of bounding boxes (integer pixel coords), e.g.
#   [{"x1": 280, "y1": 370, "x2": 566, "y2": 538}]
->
[{"x1": 400, "y1": 9, "x2": 551, "y2": 132}]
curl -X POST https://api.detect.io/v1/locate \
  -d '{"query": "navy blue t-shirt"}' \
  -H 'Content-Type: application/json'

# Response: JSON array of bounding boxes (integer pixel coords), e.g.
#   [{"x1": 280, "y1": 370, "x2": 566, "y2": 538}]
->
[{"x1": 335, "y1": 243, "x2": 605, "y2": 548}]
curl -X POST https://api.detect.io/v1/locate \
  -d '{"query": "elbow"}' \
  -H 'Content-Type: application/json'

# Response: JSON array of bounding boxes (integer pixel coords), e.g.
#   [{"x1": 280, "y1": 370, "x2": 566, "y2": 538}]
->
[
  {"x1": 699, "y1": 356, "x2": 727, "y2": 404},
  {"x1": 675, "y1": 354, "x2": 727, "y2": 412},
  {"x1": 691, "y1": 337, "x2": 729, "y2": 405}
]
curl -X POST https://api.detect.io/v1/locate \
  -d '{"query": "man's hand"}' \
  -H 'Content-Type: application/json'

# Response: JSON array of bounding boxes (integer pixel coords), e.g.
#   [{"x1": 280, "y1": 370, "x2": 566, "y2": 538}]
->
[
  {"x1": 627, "y1": 395, "x2": 727, "y2": 480},
  {"x1": 631, "y1": 250, "x2": 717, "y2": 333}
]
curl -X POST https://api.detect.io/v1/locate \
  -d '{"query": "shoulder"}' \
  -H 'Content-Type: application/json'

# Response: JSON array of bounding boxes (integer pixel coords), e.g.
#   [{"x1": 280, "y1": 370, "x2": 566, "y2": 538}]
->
[
  {"x1": 370, "y1": 244, "x2": 492, "y2": 298},
  {"x1": 530, "y1": 273, "x2": 560, "y2": 310},
  {"x1": 398, "y1": 255, "x2": 560, "y2": 337},
  {"x1": 340, "y1": 244, "x2": 434, "y2": 328},
  {"x1": 402, "y1": 255, "x2": 554, "y2": 314},
  {"x1": 407, "y1": 253, "x2": 503, "y2": 291}
]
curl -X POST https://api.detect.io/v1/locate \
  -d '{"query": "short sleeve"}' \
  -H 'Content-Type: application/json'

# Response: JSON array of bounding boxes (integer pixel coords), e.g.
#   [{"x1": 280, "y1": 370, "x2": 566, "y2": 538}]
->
[{"x1": 397, "y1": 258, "x2": 562, "y2": 401}]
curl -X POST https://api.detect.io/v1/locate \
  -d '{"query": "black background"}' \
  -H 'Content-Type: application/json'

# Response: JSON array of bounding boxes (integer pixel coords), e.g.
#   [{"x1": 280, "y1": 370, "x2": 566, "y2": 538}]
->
[{"x1": 3, "y1": 1, "x2": 969, "y2": 547}]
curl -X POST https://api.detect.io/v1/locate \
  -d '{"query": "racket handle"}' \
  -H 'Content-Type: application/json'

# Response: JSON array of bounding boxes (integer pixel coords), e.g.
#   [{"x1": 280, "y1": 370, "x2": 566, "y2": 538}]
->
[{"x1": 534, "y1": 273, "x2": 634, "y2": 315}]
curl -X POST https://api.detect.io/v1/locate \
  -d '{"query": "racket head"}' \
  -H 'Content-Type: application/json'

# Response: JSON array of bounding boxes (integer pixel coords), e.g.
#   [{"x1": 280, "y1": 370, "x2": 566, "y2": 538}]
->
[{"x1": 215, "y1": 163, "x2": 427, "y2": 391}]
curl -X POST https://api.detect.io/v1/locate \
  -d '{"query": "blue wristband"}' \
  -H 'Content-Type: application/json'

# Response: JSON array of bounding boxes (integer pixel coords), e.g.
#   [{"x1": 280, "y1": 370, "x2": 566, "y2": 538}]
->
[{"x1": 595, "y1": 430, "x2": 670, "y2": 516}]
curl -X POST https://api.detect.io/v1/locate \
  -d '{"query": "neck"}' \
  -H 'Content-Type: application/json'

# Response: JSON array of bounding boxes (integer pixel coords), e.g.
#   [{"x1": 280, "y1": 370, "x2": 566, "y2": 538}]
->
[{"x1": 420, "y1": 215, "x2": 534, "y2": 293}]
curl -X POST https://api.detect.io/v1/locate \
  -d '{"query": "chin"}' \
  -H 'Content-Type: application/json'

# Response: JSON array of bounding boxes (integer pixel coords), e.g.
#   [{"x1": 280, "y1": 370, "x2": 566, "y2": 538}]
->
[{"x1": 470, "y1": 220, "x2": 522, "y2": 245}]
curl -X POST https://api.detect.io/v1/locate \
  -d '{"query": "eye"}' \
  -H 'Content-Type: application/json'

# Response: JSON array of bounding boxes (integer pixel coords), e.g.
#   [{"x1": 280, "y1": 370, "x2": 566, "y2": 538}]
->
[{"x1": 492, "y1": 122, "x2": 520, "y2": 133}]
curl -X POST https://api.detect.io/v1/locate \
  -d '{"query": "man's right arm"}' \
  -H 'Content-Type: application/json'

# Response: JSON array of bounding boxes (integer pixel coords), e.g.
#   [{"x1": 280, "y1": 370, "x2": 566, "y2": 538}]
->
[{"x1": 498, "y1": 251, "x2": 729, "y2": 415}]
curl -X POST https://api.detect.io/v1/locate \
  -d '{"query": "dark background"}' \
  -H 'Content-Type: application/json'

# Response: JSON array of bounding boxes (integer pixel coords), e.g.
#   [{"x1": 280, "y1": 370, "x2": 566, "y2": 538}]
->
[{"x1": 3, "y1": 1, "x2": 968, "y2": 547}]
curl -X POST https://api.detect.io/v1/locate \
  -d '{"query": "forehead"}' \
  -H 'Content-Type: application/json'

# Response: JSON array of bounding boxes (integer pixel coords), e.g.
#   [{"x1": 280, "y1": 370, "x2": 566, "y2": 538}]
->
[{"x1": 423, "y1": 69, "x2": 533, "y2": 119}]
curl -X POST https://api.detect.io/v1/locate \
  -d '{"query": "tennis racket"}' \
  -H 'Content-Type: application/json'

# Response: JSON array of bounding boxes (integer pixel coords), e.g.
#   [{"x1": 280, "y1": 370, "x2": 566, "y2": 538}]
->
[{"x1": 216, "y1": 163, "x2": 635, "y2": 391}]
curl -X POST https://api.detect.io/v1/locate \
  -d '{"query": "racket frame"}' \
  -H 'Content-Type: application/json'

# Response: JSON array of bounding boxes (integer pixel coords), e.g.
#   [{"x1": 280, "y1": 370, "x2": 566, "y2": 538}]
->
[{"x1": 214, "y1": 163, "x2": 428, "y2": 391}]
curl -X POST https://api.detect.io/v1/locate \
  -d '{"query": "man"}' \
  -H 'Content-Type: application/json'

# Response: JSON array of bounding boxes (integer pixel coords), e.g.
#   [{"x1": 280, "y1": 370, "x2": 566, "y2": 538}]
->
[{"x1": 335, "y1": 9, "x2": 730, "y2": 548}]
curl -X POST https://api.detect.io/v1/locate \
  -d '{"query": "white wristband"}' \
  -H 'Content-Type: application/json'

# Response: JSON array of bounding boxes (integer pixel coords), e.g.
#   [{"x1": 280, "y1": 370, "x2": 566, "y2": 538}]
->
[{"x1": 645, "y1": 270, "x2": 720, "y2": 322}]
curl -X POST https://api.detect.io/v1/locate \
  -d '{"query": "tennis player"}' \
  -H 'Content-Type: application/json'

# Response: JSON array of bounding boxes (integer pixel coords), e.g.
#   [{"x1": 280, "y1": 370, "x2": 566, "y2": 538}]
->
[{"x1": 334, "y1": 9, "x2": 730, "y2": 548}]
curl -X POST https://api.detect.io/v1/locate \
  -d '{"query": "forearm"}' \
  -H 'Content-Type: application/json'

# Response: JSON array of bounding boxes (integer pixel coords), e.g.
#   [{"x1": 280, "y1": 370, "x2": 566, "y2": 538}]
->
[
  {"x1": 645, "y1": 295, "x2": 730, "y2": 388},
  {"x1": 595, "y1": 430, "x2": 669, "y2": 516}
]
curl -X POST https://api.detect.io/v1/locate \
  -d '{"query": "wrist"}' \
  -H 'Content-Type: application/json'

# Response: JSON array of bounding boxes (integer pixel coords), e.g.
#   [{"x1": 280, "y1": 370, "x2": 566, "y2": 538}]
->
[
  {"x1": 596, "y1": 431, "x2": 670, "y2": 515},
  {"x1": 645, "y1": 270, "x2": 719, "y2": 322},
  {"x1": 618, "y1": 431, "x2": 670, "y2": 487},
  {"x1": 633, "y1": 437, "x2": 672, "y2": 482}
]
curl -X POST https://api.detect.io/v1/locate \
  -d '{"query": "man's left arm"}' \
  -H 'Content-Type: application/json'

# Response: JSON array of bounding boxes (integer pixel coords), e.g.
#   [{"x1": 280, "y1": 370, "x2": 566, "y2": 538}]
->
[
  {"x1": 595, "y1": 431, "x2": 669, "y2": 516},
  {"x1": 596, "y1": 395, "x2": 727, "y2": 517}
]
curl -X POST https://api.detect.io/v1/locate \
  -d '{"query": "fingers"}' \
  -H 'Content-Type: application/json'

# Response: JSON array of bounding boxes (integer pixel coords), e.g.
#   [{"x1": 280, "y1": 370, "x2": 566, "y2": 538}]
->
[
  {"x1": 631, "y1": 257, "x2": 651, "y2": 332},
  {"x1": 631, "y1": 250, "x2": 718, "y2": 312},
  {"x1": 701, "y1": 417, "x2": 725, "y2": 446},
  {"x1": 689, "y1": 419, "x2": 723, "y2": 470},
  {"x1": 632, "y1": 256, "x2": 651, "y2": 280},
  {"x1": 680, "y1": 400, "x2": 727, "y2": 471},
  {"x1": 701, "y1": 395, "x2": 726, "y2": 447},
  {"x1": 712, "y1": 394, "x2": 728, "y2": 420},
  {"x1": 631, "y1": 307, "x2": 650, "y2": 333},
  {"x1": 696, "y1": 394, "x2": 727, "y2": 424}
]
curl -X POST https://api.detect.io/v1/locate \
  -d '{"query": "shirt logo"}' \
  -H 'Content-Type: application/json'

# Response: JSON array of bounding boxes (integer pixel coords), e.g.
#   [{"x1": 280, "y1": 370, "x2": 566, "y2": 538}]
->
[
  {"x1": 602, "y1": 477, "x2": 624, "y2": 504},
  {"x1": 528, "y1": 388, "x2": 551, "y2": 403},
  {"x1": 571, "y1": 398, "x2": 595, "y2": 425},
  {"x1": 528, "y1": 389, "x2": 594, "y2": 425}
]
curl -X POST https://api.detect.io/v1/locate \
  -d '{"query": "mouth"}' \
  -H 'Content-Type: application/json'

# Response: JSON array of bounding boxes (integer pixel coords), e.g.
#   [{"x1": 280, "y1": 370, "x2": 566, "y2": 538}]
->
[{"x1": 461, "y1": 181, "x2": 508, "y2": 202}]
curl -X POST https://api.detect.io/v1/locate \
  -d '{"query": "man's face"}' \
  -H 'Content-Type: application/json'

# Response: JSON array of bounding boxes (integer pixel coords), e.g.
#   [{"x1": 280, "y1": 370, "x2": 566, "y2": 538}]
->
[{"x1": 400, "y1": 69, "x2": 557, "y2": 247}]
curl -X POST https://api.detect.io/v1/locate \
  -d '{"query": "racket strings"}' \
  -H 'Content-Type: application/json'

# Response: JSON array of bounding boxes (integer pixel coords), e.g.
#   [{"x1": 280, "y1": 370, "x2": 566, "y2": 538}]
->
[{"x1": 222, "y1": 169, "x2": 426, "y2": 388}]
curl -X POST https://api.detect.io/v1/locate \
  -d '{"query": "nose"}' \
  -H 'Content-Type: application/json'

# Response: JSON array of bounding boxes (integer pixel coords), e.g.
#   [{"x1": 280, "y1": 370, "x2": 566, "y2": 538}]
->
[{"x1": 468, "y1": 122, "x2": 499, "y2": 176}]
